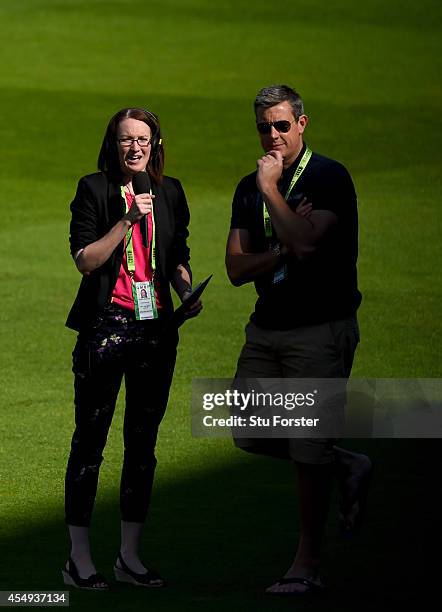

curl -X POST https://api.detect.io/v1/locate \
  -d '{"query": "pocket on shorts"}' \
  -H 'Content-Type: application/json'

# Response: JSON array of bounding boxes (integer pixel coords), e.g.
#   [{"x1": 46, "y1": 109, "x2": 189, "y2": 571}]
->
[
  {"x1": 328, "y1": 318, "x2": 359, "y2": 348},
  {"x1": 328, "y1": 317, "x2": 360, "y2": 377},
  {"x1": 348, "y1": 317, "x2": 360, "y2": 345}
]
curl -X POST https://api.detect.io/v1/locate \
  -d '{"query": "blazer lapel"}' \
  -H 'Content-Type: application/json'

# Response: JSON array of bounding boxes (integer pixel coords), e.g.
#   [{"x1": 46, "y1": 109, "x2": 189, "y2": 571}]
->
[{"x1": 152, "y1": 181, "x2": 172, "y2": 279}]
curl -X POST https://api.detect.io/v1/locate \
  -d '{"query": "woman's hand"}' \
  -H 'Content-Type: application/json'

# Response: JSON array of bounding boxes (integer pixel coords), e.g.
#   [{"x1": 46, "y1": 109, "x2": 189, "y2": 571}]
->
[
  {"x1": 124, "y1": 193, "x2": 155, "y2": 225},
  {"x1": 181, "y1": 289, "x2": 203, "y2": 319},
  {"x1": 172, "y1": 264, "x2": 203, "y2": 319}
]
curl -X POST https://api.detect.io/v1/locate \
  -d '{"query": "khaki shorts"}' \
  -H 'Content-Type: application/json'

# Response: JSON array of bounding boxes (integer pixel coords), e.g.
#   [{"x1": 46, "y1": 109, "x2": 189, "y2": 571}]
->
[{"x1": 234, "y1": 317, "x2": 360, "y2": 464}]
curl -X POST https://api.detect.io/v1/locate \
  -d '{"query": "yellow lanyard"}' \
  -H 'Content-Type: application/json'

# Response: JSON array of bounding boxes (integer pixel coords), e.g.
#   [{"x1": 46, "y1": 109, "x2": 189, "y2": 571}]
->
[{"x1": 120, "y1": 186, "x2": 156, "y2": 276}]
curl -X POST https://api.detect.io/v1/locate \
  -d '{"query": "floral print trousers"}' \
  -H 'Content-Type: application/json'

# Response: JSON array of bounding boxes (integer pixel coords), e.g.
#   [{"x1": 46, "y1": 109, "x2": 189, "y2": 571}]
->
[{"x1": 64, "y1": 305, "x2": 177, "y2": 526}]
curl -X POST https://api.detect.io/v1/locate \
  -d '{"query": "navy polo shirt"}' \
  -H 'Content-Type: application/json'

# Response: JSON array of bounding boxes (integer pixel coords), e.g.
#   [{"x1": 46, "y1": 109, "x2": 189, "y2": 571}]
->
[{"x1": 230, "y1": 144, "x2": 362, "y2": 329}]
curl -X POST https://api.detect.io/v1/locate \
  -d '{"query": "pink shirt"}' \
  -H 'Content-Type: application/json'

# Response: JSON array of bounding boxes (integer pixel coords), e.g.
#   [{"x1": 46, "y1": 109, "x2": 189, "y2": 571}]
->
[{"x1": 111, "y1": 193, "x2": 162, "y2": 311}]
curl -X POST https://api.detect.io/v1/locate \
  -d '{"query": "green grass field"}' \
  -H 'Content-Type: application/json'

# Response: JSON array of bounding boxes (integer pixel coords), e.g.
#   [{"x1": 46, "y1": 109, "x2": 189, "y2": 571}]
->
[{"x1": 0, "y1": 1, "x2": 440, "y2": 610}]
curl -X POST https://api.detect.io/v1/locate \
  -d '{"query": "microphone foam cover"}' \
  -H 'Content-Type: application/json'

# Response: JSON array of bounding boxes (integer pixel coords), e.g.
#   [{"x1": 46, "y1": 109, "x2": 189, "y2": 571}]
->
[{"x1": 132, "y1": 171, "x2": 152, "y2": 194}]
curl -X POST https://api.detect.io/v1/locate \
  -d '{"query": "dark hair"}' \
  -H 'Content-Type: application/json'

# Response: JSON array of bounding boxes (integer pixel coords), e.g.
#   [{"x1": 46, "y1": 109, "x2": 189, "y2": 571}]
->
[
  {"x1": 97, "y1": 107, "x2": 164, "y2": 183},
  {"x1": 254, "y1": 85, "x2": 305, "y2": 120}
]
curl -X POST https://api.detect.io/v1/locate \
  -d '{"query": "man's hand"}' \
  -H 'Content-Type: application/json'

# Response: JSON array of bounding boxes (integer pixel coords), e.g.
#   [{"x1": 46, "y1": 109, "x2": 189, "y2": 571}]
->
[
  {"x1": 295, "y1": 197, "x2": 313, "y2": 219},
  {"x1": 256, "y1": 150, "x2": 283, "y2": 194}
]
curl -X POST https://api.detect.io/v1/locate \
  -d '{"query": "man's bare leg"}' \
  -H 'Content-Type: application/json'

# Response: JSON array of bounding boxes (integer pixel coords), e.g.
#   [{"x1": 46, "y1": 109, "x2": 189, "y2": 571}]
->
[
  {"x1": 266, "y1": 462, "x2": 333, "y2": 595},
  {"x1": 333, "y1": 446, "x2": 372, "y2": 534}
]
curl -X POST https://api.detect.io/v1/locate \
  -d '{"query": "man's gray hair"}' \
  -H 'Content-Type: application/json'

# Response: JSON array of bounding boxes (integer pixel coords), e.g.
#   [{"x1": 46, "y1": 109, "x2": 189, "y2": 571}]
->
[{"x1": 254, "y1": 85, "x2": 304, "y2": 120}]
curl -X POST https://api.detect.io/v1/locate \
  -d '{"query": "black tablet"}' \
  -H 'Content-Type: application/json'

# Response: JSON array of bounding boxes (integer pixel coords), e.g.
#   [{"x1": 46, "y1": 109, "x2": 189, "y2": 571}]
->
[{"x1": 170, "y1": 274, "x2": 212, "y2": 326}]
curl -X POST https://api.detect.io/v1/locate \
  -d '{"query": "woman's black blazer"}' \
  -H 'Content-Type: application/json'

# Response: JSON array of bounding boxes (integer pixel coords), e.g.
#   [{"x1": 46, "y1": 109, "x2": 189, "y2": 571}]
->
[{"x1": 66, "y1": 171, "x2": 190, "y2": 331}]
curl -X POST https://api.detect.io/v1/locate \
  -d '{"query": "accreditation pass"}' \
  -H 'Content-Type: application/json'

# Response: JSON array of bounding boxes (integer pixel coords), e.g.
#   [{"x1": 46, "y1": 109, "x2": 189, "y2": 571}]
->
[{"x1": 133, "y1": 281, "x2": 158, "y2": 320}]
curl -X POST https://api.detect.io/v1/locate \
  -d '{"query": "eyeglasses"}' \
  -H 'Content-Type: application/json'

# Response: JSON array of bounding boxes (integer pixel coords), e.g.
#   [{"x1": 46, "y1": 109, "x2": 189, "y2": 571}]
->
[
  {"x1": 118, "y1": 137, "x2": 151, "y2": 147},
  {"x1": 256, "y1": 120, "x2": 295, "y2": 135}
]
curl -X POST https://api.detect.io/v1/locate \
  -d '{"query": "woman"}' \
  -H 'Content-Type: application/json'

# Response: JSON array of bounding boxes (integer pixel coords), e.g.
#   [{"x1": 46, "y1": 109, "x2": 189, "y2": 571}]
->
[{"x1": 63, "y1": 107, "x2": 201, "y2": 590}]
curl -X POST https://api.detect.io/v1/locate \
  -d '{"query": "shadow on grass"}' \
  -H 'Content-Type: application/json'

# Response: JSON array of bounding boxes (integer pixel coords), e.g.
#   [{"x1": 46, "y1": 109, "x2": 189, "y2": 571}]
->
[{"x1": 0, "y1": 439, "x2": 438, "y2": 611}]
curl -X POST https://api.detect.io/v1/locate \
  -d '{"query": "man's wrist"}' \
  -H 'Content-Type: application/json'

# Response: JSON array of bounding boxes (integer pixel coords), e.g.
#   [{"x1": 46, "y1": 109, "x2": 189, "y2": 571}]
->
[
  {"x1": 271, "y1": 243, "x2": 283, "y2": 258},
  {"x1": 259, "y1": 183, "x2": 279, "y2": 200},
  {"x1": 270, "y1": 243, "x2": 288, "y2": 261}
]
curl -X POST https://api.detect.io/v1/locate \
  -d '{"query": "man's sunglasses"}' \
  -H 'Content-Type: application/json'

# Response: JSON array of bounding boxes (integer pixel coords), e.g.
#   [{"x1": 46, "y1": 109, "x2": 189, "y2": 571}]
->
[{"x1": 256, "y1": 119, "x2": 295, "y2": 135}]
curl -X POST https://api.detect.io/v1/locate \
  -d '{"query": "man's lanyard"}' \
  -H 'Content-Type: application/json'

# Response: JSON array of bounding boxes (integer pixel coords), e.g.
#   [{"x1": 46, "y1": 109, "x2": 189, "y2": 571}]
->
[
  {"x1": 120, "y1": 186, "x2": 157, "y2": 277},
  {"x1": 263, "y1": 146, "x2": 312, "y2": 239}
]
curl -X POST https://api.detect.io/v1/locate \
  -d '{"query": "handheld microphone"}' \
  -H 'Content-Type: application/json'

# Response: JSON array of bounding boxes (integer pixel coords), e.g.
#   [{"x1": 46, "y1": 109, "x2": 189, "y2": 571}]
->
[{"x1": 132, "y1": 171, "x2": 152, "y2": 248}]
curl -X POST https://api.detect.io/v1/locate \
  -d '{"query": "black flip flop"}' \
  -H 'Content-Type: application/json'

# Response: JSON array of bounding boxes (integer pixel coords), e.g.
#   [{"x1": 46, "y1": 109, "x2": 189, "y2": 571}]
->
[{"x1": 266, "y1": 576, "x2": 326, "y2": 596}]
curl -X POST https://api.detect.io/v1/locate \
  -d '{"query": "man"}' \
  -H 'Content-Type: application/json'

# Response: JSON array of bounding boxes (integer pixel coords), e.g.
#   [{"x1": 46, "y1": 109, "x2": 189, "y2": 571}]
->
[{"x1": 225, "y1": 85, "x2": 371, "y2": 595}]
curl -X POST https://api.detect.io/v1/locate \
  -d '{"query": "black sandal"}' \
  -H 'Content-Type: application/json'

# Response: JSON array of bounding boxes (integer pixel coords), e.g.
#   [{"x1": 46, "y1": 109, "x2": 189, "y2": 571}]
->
[
  {"x1": 114, "y1": 553, "x2": 164, "y2": 587},
  {"x1": 62, "y1": 558, "x2": 109, "y2": 590}
]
